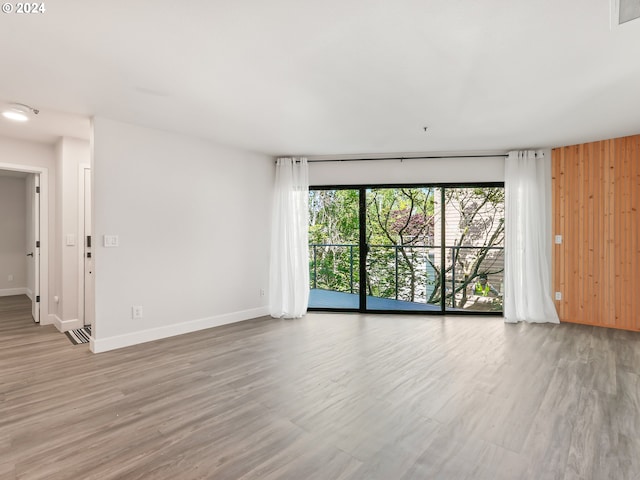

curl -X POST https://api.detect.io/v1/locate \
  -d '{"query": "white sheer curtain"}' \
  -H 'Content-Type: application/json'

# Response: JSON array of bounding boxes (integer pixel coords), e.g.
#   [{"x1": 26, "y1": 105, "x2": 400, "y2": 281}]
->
[
  {"x1": 504, "y1": 150, "x2": 559, "y2": 324},
  {"x1": 269, "y1": 157, "x2": 310, "y2": 318}
]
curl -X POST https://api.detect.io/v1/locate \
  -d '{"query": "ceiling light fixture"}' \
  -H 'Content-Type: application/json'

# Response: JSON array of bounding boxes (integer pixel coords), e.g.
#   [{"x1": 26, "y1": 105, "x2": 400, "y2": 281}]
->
[{"x1": 2, "y1": 103, "x2": 40, "y2": 122}]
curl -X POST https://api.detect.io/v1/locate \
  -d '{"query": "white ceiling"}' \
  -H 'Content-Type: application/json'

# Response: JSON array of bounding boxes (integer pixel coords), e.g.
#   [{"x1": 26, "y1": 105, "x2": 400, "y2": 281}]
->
[
  {"x1": 1, "y1": 0, "x2": 639, "y2": 155},
  {"x1": 0, "y1": 105, "x2": 90, "y2": 144}
]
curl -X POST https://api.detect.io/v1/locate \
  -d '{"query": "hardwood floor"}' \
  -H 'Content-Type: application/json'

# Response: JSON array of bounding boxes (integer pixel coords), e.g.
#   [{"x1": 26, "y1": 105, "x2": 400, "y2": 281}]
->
[{"x1": 1, "y1": 294, "x2": 640, "y2": 479}]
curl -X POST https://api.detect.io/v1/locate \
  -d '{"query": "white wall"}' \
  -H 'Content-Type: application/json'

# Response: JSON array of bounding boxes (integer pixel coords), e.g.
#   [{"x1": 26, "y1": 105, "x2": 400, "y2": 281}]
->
[
  {"x1": 0, "y1": 176, "x2": 27, "y2": 295},
  {"x1": 91, "y1": 117, "x2": 273, "y2": 352},
  {"x1": 309, "y1": 154, "x2": 506, "y2": 185},
  {"x1": 0, "y1": 136, "x2": 55, "y2": 322},
  {"x1": 54, "y1": 137, "x2": 91, "y2": 330}
]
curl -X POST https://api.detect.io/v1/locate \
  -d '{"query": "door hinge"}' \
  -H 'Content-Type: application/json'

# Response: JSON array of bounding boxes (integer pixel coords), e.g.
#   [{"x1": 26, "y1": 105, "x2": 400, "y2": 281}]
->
[
  {"x1": 36, "y1": 186, "x2": 40, "y2": 194},
  {"x1": 36, "y1": 296, "x2": 40, "y2": 303},
  {"x1": 36, "y1": 241, "x2": 40, "y2": 248}
]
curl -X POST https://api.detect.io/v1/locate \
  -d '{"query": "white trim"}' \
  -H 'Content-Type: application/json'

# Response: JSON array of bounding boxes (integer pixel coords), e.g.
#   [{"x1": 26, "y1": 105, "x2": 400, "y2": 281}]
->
[
  {"x1": 43, "y1": 313, "x2": 55, "y2": 326},
  {"x1": 90, "y1": 306, "x2": 270, "y2": 353},
  {"x1": 0, "y1": 287, "x2": 28, "y2": 297},
  {"x1": 611, "y1": 0, "x2": 619, "y2": 29},
  {"x1": 610, "y1": 0, "x2": 640, "y2": 29},
  {"x1": 0, "y1": 162, "x2": 49, "y2": 326},
  {"x1": 77, "y1": 165, "x2": 91, "y2": 326},
  {"x1": 52, "y1": 314, "x2": 83, "y2": 332},
  {"x1": 26, "y1": 288, "x2": 33, "y2": 300}
]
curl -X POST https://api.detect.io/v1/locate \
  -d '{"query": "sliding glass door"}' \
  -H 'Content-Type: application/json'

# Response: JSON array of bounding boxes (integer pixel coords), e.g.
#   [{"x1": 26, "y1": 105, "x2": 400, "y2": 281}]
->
[
  {"x1": 308, "y1": 189, "x2": 360, "y2": 309},
  {"x1": 442, "y1": 187, "x2": 505, "y2": 312},
  {"x1": 365, "y1": 187, "x2": 440, "y2": 311},
  {"x1": 308, "y1": 184, "x2": 504, "y2": 314}
]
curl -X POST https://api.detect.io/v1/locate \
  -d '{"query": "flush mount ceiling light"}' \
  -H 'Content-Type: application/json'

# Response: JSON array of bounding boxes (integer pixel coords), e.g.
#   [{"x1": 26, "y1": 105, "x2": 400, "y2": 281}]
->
[{"x1": 2, "y1": 103, "x2": 39, "y2": 122}]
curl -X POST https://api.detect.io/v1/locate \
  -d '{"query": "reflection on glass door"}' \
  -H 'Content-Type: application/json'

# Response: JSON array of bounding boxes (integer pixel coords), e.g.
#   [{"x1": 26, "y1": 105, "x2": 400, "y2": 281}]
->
[
  {"x1": 308, "y1": 189, "x2": 360, "y2": 309},
  {"x1": 442, "y1": 187, "x2": 505, "y2": 312},
  {"x1": 365, "y1": 187, "x2": 441, "y2": 311}
]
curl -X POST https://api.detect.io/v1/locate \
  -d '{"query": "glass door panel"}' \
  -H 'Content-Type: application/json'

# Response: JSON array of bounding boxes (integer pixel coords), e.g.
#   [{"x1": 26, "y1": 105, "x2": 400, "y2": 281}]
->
[
  {"x1": 442, "y1": 187, "x2": 505, "y2": 312},
  {"x1": 308, "y1": 189, "x2": 360, "y2": 309},
  {"x1": 365, "y1": 187, "x2": 441, "y2": 311}
]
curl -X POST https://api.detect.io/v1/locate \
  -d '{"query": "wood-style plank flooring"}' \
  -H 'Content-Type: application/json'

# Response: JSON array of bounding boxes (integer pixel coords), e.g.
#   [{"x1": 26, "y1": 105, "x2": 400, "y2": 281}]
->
[{"x1": 2, "y1": 294, "x2": 640, "y2": 479}]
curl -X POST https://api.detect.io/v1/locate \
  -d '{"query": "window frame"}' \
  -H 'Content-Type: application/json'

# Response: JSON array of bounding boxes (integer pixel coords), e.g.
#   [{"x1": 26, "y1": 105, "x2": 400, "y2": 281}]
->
[{"x1": 308, "y1": 182, "x2": 505, "y2": 316}]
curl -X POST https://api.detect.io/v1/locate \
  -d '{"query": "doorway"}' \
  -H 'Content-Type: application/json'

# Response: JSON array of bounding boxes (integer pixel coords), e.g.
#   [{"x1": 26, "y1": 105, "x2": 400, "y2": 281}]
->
[
  {"x1": 0, "y1": 163, "x2": 49, "y2": 324},
  {"x1": 78, "y1": 167, "x2": 93, "y2": 328},
  {"x1": 0, "y1": 169, "x2": 43, "y2": 322}
]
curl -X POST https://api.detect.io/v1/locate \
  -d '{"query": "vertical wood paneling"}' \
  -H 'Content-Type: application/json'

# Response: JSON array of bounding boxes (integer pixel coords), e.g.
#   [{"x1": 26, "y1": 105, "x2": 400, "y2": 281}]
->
[
  {"x1": 607, "y1": 139, "x2": 616, "y2": 328},
  {"x1": 635, "y1": 135, "x2": 640, "y2": 328},
  {"x1": 588, "y1": 143, "x2": 595, "y2": 325},
  {"x1": 552, "y1": 134, "x2": 640, "y2": 331},
  {"x1": 552, "y1": 150, "x2": 561, "y2": 318}
]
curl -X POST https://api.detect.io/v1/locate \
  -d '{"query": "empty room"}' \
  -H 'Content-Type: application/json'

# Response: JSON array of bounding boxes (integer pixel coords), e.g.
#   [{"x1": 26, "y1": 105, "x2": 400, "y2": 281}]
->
[{"x1": 1, "y1": 1, "x2": 640, "y2": 479}]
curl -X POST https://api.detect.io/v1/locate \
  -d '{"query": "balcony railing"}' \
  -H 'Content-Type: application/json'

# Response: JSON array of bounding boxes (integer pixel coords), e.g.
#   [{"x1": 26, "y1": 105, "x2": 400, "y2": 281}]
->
[
  {"x1": 309, "y1": 243, "x2": 504, "y2": 309},
  {"x1": 310, "y1": 243, "x2": 357, "y2": 293}
]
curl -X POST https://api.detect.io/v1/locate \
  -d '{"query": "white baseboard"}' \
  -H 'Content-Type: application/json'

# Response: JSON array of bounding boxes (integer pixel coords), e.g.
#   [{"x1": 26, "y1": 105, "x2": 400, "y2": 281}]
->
[
  {"x1": 0, "y1": 287, "x2": 28, "y2": 297},
  {"x1": 42, "y1": 313, "x2": 55, "y2": 326},
  {"x1": 52, "y1": 315, "x2": 83, "y2": 332},
  {"x1": 90, "y1": 306, "x2": 270, "y2": 353}
]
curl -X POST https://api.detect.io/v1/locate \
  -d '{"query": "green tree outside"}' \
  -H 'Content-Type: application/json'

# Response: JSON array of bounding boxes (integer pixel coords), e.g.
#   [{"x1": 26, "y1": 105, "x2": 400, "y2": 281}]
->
[{"x1": 309, "y1": 186, "x2": 504, "y2": 311}]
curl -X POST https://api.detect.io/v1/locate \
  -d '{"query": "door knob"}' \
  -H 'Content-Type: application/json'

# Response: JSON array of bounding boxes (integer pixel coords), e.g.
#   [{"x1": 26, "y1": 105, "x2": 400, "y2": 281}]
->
[{"x1": 27, "y1": 252, "x2": 34, "y2": 257}]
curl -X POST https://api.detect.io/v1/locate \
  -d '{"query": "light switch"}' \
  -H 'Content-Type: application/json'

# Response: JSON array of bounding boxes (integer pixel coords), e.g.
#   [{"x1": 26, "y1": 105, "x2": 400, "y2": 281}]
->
[
  {"x1": 66, "y1": 234, "x2": 76, "y2": 246},
  {"x1": 554, "y1": 235, "x2": 563, "y2": 244},
  {"x1": 103, "y1": 235, "x2": 119, "y2": 247}
]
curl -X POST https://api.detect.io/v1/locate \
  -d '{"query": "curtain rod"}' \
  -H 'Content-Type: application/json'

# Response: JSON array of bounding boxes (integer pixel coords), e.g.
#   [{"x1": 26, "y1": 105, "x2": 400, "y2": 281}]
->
[
  {"x1": 275, "y1": 154, "x2": 509, "y2": 164},
  {"x1": 306, "y1": 154, "x2": 507, "y2": 163}
]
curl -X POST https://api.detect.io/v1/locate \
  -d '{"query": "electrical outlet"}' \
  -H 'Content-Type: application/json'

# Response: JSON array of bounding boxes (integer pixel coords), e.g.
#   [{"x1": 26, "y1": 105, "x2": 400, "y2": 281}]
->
[
  {"x1": 7, "y1": 274, "x2": 13, "y2": 282},
  {"x1": 260, "y1": 288, "x2": 265, "y2": 297},
  {"x1": 555, "y1": 292, "x2": 562, "y2": 301},
  {"x1": 132, "y1": 306, "x2": 143, "y2": 319},
  {"x1": 104, "y1": 235, "x2": 119, "y2": 247}
]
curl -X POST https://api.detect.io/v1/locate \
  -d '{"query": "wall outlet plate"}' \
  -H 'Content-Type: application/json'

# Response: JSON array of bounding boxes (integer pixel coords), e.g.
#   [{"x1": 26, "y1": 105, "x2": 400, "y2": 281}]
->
[
  {"x1": 132, "y1": 306, "x2": 143, "y2": 319},
  {"x1": 555, "y1": 292, "x2": 562, "y2": 301},
  {"x1": 104, "y1": 235, "x2": 119, "y2": 247}
]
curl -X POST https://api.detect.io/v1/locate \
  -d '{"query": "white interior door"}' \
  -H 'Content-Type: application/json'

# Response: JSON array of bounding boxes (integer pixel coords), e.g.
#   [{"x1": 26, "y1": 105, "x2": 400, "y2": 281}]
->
[
  {"x1": 31, "y1": 174, "x2": 40, "y2": 323},
  {"x1": 83, "y1": 168, "x2": 94, "y2": 328}
]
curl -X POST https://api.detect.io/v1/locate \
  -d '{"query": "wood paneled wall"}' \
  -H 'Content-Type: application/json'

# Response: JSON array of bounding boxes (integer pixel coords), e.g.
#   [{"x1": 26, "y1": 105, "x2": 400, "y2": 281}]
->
[{"x1": 552, "y1": 134, "x2": 640, "y2": 331}]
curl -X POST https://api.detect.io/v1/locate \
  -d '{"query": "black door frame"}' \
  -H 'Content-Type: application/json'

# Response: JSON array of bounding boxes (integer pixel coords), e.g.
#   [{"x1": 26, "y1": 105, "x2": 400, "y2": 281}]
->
[{"x1": 308, "y1": 182, "x2": 504, "y2": 316}]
